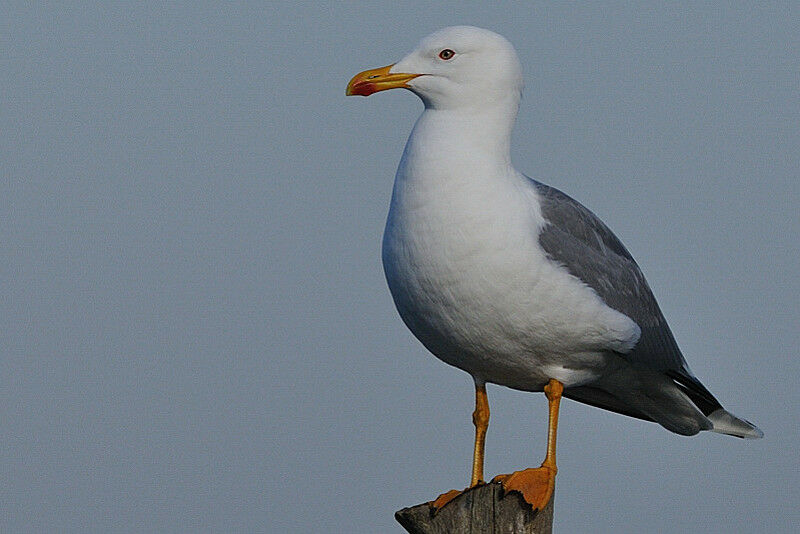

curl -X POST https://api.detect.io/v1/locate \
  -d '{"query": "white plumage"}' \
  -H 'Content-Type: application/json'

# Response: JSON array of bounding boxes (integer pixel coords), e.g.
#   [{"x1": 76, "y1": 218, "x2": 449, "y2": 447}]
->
[
  {"x1": 356, "y1": 26, "x2": 762, "y2": 439},
  {"x1": 383, "y1": 108, "x2": 641, "y2": 390}
]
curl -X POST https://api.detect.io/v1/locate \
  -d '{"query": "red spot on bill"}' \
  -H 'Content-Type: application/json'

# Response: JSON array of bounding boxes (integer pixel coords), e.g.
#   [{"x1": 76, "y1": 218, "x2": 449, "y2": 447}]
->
[{"x1": 349, "y1": 81, "x2": 376, "y2": 97}]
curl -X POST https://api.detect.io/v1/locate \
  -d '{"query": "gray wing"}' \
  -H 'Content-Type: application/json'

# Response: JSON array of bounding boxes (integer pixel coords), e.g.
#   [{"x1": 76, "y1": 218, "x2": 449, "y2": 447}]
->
[{"x1": 532, "y1": 179, "x2": 722, "y2": 415}]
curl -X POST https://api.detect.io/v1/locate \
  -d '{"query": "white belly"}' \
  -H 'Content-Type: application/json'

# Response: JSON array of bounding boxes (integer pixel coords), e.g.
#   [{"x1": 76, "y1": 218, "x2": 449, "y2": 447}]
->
[{"x1": 382, "y1": 167, "x2": 639, "y2": 391}]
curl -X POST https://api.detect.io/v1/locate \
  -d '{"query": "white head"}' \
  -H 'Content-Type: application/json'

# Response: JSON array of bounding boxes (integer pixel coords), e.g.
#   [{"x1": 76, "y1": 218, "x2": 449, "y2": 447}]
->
[{"x1": 347, "y1": 26, "x2": 523, "y2": 112}]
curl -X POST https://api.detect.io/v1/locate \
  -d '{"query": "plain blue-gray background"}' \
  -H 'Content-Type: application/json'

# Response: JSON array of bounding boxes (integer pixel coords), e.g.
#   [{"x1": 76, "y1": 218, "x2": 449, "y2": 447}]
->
[{"x1": 2, "y1": 3, "x2": 798, "y2": 533}]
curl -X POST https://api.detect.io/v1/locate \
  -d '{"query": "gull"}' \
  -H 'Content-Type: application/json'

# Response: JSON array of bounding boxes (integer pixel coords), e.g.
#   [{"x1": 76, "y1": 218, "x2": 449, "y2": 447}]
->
[{"x1": 346, "y1": 26, "x2": 762, "y2": 512}]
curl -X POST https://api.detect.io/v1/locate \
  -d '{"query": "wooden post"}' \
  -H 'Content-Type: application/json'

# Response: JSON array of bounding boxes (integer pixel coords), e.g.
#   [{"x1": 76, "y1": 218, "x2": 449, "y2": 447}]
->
[{"x1": 395, "y1": 481, "x2": 554, "y2": 534}]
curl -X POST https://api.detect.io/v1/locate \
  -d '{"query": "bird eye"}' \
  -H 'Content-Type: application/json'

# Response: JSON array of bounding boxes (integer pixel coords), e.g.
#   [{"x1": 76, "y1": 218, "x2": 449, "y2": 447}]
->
[{"x1": 438, "y1": 49, "x2": 455, "y2": 60}]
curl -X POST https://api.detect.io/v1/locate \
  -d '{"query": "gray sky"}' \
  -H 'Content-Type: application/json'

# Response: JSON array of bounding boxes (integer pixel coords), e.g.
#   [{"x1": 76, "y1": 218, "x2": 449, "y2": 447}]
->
[{"x1": 2, "y1": 3, "x2": 798, "y2": 533}]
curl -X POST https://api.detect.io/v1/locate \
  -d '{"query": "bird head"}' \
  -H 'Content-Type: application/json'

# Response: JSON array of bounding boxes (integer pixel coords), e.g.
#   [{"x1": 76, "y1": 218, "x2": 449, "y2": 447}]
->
[{"x1": 347, "y1": 26, "x2": 523, "y2": 111}]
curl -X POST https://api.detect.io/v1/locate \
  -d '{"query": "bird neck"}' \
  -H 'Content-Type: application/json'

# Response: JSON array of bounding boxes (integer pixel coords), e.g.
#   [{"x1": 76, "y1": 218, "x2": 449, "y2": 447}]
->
[{"x1": 407, "y1": 105, "x2": 517, "y2": 170}]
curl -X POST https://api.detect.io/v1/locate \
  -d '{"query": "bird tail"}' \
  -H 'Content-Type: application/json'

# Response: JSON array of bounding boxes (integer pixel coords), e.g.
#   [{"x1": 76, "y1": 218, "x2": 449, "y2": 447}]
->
[{"x1": 707, "y1": 408, "x2": 763, "y2": 439}]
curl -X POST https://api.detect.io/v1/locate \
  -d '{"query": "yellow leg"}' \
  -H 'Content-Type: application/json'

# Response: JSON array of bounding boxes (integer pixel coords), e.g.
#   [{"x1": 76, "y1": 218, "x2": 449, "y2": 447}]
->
[
  {"x1": 494, "y1": 379, "x2": 564, "y2": 512},
  {"x1": 470, "y1": 381, "x2": 490, "y2": 486},
  {"x1": 542, "y1": 379, "x2": 563, "y2": 471},
  {"x1": 430, "y1": 381, "x2": 490, "y2": 511}
]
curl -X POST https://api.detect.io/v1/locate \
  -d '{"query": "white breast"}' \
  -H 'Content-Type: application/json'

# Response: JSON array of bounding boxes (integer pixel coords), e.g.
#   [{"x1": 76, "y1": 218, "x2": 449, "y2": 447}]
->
[{"x1": 381, "y1": 112, "x2": 639, "y2": 390}]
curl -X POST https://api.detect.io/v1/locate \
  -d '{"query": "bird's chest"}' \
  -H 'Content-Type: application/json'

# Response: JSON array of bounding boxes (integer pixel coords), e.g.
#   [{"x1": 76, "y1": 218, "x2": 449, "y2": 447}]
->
[{"x1": 381, "y1": 173, "x2": 548, "y2": 362}]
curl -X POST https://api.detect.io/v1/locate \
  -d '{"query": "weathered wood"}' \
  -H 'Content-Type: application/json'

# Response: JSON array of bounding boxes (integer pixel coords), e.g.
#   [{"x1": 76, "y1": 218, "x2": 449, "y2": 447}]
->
[{"x1": 395, "y1": 482, "x2": 553, "y2": 534}]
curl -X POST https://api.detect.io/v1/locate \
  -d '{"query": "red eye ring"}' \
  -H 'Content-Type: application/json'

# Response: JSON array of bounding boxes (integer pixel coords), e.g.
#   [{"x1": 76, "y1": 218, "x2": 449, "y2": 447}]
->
[{"x1": 438, "y1": 49, "x2": 455, "y2": 60}]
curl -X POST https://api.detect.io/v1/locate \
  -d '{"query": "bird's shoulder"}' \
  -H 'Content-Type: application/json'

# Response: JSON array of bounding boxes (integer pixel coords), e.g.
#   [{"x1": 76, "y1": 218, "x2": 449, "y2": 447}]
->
[
  {"x1": 527, "y1": 177, "x2": 695, "y2": 375},
  {"x1": 527, "y1": 176, "x2": 655, "y2": 322},
  {"x1": 529, "y1": 178, "x2": 634, "y2": 262}
]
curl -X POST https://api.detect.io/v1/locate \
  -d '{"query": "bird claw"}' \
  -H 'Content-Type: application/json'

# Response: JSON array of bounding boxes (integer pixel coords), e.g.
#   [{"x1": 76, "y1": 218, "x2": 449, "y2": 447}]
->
[
  {"x1": 428, "y1": 489, "x2": 462, "y2": 512},
  {"x1": 494, "y1": 466, "x2": 556, "y2": 512},
  {"x1": 428, "y1": 480, "x2": 488, "y2": 513}
]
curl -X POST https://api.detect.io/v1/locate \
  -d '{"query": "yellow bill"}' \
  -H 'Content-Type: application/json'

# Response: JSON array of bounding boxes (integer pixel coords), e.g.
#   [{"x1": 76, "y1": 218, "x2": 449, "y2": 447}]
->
[{"x1": 346, "y1": 64, "x2": 421, "y2": 96}]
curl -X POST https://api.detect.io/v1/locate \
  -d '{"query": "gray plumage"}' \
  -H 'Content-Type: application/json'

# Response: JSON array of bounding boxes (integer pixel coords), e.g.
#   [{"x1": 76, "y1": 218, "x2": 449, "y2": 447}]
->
[{"x1": 533, "y1": 179, "x2": 760, "y2": 436}]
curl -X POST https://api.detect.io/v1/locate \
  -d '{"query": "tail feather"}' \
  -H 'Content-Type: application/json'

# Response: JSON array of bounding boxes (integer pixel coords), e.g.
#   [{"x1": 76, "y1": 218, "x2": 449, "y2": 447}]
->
[{"x1": 707, "y1": 408, "x2": 764, "y2": 439}]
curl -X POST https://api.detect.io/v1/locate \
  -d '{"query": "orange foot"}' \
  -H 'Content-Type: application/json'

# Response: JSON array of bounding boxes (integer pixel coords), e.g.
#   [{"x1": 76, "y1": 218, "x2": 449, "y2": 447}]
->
[
  {"x1": 428, "y1": 482, "x2": 486, "y2": 512},
  {"x1": 428, "y1": 489, "x2": 462, "y2": 511},
  {"x1": 493, "y1": 466, "x2": 556, "y2": 512}
]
